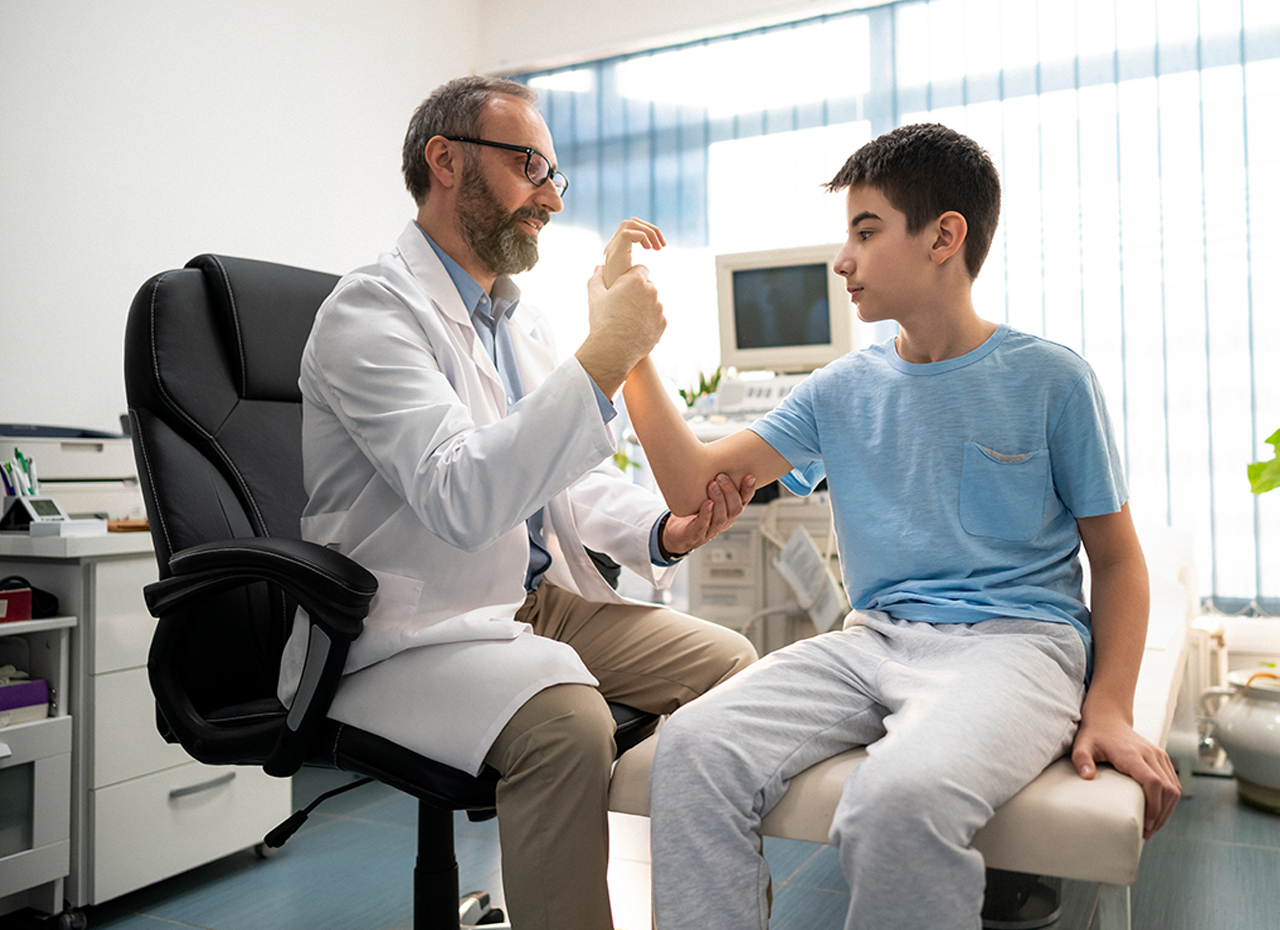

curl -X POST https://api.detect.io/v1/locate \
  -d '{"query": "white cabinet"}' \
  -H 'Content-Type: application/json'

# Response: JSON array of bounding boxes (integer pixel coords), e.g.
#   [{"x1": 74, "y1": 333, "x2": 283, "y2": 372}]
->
[
  {"x1": 0, "y1": 535, "x2": 291, "y2": 912},
  {"x1": 0, "y1": 616, "x2": 74, "y2": 920}
]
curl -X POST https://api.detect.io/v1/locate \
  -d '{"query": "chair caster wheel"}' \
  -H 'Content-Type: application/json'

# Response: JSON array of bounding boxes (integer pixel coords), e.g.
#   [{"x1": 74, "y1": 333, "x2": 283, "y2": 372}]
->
[
  {"x1": 42, "y1": 908, "x2": 87, "y2": 930},
  {"x1": 460, "y1": 890, "x2": 510, "y2": 928}
]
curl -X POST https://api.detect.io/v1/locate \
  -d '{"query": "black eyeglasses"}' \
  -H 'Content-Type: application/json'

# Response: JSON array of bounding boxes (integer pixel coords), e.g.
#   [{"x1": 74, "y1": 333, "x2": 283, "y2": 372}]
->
[{"x1": 445, "y1": 136, "x2": 569, "y2": 197}]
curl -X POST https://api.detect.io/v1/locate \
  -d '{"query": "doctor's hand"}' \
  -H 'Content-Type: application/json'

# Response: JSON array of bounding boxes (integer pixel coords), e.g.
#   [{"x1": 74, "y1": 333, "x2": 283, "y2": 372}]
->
[
  {"x1": 603, "y1": 217, "x2": 666, "y2": 288},
  {"x1": 577, "y1": 264, "x2": 665, "y2": 399},
  {"x1": 661, "y1": 473, "x2": 757, "y2": 558}
]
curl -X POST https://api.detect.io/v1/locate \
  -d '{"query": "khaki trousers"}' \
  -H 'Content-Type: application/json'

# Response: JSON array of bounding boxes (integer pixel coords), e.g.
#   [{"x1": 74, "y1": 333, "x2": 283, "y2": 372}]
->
[{"x1": 482, "y1": 582, "x2": 756, "y2": 930}]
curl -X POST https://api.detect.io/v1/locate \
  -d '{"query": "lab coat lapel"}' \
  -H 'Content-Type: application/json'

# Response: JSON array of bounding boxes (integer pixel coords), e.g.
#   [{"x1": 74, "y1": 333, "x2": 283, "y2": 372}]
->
[{"x1": 395, "y1": 222, "x2": 508, "y2": 413}]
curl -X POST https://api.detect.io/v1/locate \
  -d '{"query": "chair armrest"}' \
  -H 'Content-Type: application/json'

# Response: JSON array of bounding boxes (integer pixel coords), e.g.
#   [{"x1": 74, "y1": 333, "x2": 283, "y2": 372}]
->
[
  {"x1": 145, "y1": 536, "x2": 376, "y2": 640},
  {"x1": 144, "y1": 537, "x2": 378, "y2": 777}
]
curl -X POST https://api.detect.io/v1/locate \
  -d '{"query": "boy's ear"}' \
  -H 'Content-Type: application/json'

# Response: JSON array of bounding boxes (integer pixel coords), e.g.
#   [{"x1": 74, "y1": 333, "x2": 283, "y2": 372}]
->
[
  {"x1": 424, "y1": 136, "x2": 461, "y2": 190},
  {"x1": 930, "y1": 211, "x2": 968, "y2": 267}
]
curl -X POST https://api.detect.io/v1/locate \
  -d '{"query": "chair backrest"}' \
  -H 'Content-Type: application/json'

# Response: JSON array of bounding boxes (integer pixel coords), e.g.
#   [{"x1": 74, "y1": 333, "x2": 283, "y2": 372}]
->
[{"x1": 124, "y1": 254, "x2": 339, "y2": 716}]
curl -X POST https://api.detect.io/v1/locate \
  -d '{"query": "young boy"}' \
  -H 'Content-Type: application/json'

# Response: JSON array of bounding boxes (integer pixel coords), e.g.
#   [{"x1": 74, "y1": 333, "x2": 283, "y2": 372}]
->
[{"x1": 620, "y1": 123, "x2": 1181, "y2": 930}]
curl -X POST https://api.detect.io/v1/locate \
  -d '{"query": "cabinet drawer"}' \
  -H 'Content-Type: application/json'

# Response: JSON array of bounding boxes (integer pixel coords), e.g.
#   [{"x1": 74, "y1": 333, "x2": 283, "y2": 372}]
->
[
  {"x1": 0, "y1": 716, "x2": 71, "y2": 898},
  {"x1": 92, "y1": 668, "x2": 189, "y2": 787},
  {"x1": 92, "y1": 556, "x2": 157, "y2": 673},
  {"x1": 0, "y1": 714, "x2": 71, "y2": 763},
  {"x1": 91, "y1": 762, "x2": 291, "y2": 904}
]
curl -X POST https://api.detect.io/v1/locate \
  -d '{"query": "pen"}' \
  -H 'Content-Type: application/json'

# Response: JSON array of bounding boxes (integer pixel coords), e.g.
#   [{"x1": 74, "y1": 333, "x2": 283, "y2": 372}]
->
[
  {"x1": 15, "y1": 448, "x2": 33, "y2": 491},
  {"x1": 3, "y1": 462, "x2": 21, "y2": 496},
  {"x1": 0, "y1": 465, "x2": 12, "y2": 496},
  {"x1": 27, "y1": 460, "x2": 38, "y2": 495}
]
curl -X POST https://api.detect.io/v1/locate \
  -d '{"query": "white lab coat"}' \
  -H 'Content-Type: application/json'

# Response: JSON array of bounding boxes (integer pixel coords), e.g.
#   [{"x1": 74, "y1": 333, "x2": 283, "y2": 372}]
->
[{"x1": 278, "y1": 221, "x2": 680, "y2": 773}]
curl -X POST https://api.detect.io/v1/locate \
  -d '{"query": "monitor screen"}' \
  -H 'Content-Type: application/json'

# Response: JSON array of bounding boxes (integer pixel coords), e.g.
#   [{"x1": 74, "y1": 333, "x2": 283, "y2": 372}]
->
[{"x1": 716, "y1": 245, "x2": 854, "y2": 373}]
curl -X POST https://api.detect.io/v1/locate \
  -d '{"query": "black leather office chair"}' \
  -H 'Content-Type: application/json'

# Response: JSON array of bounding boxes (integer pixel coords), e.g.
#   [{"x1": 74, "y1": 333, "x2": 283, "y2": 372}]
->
[{"x1": 123, "y1": 254, "x2": 657, "y2": 930}]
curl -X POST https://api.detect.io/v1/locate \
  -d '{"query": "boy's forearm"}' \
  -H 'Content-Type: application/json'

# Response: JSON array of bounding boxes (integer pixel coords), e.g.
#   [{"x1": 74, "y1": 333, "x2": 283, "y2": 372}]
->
[
  {"x1": 1079, "y1": 512, "x2": 1150, "y2": 725},
  {"x1": 623, "y1": 357, "x2": 721, "y2": 515}
]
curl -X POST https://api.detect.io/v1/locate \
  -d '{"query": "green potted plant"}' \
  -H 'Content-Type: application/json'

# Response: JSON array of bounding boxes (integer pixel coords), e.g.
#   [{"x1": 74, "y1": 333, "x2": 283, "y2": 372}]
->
[
  {"x1": 1249, "y1": 429, "x2": 1280, "y2": 495},
  {"x1": 678, "y1": 367, "x2": 724, "y2": 409}
]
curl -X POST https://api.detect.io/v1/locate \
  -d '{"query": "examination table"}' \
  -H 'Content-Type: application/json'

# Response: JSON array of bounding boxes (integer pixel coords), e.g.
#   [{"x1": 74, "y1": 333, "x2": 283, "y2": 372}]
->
[{"x1": 609, "y1": 525, "x2": 1195, "y2": 930}]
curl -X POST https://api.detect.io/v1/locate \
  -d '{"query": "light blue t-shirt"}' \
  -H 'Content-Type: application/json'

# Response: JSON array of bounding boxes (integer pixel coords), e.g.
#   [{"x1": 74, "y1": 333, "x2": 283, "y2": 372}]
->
[{"x1": 749, "y1": 324, "x2": 1126, "y2": 656}]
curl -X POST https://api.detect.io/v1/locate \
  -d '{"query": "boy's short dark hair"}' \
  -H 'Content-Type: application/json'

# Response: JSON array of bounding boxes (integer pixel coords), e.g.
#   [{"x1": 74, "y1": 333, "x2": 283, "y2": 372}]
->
[
  {"x1": 826, "y1": 123, "x2": 1001, "y2": 279},
  {"x1": 402, "y1": 75, "x2": 538, "y2": 205}
]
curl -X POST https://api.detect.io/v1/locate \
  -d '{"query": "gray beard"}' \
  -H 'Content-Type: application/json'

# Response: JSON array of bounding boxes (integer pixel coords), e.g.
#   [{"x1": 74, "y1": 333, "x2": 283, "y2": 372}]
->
[{"x1": 457, "y1": 164, "x2": 544, "y2": 277}]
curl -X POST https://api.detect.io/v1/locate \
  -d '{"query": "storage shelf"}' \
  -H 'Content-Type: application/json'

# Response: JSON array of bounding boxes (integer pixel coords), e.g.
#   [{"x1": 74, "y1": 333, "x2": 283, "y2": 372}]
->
[{"x1": 0, "y1": 616, "x2": 77, "y2": 637}]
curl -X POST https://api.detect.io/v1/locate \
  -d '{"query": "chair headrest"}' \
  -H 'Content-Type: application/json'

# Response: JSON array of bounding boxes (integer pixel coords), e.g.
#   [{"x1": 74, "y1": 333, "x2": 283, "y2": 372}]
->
[{"x1": 185, "y1": 254, "x2": 339, "y2": 403}]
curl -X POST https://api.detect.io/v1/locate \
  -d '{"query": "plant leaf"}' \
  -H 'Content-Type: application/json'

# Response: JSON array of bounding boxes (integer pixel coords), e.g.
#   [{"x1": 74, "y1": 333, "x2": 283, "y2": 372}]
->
[{"x1": 1248, "y1": 457, "x2": 1280, "y2": 495}]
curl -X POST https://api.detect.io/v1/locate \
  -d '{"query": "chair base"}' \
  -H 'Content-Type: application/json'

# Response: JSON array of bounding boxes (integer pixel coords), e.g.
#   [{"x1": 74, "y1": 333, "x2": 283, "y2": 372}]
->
[
  {"x1": 981, "y1": 870, "x2": 1062, "y2": 930},
  {"x1": 416, "y1": 801, "x2": 513, "y2": 929}
]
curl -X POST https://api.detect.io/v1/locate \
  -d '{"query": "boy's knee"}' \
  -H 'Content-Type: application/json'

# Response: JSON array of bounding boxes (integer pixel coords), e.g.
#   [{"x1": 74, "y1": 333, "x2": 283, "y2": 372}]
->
[
  {"x1": 651, "y1": 696, "x2": 760, "y2": 792},
  {"x1": 830, "y1": 764, "x2": 986, "y2": 850},
  {"x1": 651, "y1": 704, "x2": 701, "y2": 769},
  {"x1": 651, "y1": 703, "x2": 735, "y2": 795}
]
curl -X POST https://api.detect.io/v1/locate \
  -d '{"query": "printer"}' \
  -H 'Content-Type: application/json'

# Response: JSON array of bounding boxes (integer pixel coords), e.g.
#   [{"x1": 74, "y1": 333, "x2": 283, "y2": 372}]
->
[{"x1": 1, "y1": 424, "x2": 146, "y2": 521}]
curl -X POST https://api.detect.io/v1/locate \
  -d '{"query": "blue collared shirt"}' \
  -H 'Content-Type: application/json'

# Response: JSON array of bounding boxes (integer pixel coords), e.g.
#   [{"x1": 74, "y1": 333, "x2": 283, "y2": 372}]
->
[{"x1": 418, "y1": 228, "x2": 679, "y2": 588}]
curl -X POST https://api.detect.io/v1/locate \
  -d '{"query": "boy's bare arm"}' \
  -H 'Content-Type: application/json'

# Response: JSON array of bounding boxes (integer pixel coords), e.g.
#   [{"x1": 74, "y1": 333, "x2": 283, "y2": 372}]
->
[
  {"x1": 623, "y1": 357, "x2": 791, "y2": 516},
  {"x1": 600, "y1": 218, "x2": 789, "y2": 515},
  {"x1": 1072, "y1": 503, "x2": 1181, "y2": 838}
]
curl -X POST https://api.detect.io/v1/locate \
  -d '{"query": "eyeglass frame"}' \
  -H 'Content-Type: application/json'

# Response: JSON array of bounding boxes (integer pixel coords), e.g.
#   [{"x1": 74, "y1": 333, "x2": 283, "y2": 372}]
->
[{"x1": 444, "y1": 136, "x2": 569, "y2": 197}]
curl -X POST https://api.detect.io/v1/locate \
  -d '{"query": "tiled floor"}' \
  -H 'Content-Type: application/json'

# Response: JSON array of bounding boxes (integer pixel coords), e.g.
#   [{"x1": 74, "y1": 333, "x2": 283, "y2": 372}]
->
[{"x1": 5, "y1": 770, "x2": 1280, "y2": 930}]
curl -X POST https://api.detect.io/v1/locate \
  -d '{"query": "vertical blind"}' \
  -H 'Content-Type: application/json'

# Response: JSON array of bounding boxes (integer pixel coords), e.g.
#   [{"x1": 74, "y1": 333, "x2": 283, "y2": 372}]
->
[{"x1": 513, "y1": 0, "x2": 1280, "y2": 613}]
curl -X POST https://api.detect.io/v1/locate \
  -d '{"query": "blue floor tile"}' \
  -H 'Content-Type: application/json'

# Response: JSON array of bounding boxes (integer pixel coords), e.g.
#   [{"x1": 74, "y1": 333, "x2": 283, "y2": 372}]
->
[
  {"x1": 781, "y1": 843, "x2": 845, "y2": 893},
  {"x1": 768, "y1": 884, "x2": 851, "y2": 930},
  {"x1": 762, "y1": 836, "x2": 826, "y2": 884},
  {"x1": 1131, "y1": 776, "x2": 1280, "y2": 930}
]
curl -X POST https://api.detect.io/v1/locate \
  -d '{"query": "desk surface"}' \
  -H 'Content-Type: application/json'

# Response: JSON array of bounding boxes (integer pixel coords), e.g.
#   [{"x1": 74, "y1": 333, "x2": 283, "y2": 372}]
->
[{"x1": 0, "y1": 532, "x2": 153, "y2": 560}]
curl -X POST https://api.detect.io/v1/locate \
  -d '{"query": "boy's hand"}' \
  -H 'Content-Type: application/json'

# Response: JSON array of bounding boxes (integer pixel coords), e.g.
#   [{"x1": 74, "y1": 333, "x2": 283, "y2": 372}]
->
[
  {"x1": 1071, "y1": 713, "x2": 1181, "y2": 839},
  {"x1": 661, "y1": 473, "x2": 756, "y2": 557},
  {"x1": 603, "y1": 218, "x2": 665, "y2": 288}
]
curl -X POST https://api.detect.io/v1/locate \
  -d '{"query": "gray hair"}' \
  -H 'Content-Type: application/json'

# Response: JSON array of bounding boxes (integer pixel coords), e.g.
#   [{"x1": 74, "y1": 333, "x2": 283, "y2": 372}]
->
[{"x1": 402, "y1": 75, "x2": 538, "y2": 205}]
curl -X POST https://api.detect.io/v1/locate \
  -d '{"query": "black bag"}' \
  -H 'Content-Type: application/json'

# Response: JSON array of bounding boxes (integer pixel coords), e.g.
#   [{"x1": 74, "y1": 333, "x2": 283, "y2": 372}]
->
[{"x1": 0, "y1": 575, "x2": 60, "y2": 618}]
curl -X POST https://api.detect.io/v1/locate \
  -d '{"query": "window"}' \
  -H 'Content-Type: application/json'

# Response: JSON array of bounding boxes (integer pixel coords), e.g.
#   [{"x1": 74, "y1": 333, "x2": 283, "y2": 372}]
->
[{"x1": 512, "y1": 0, "x2": 1280, "y2": 613}]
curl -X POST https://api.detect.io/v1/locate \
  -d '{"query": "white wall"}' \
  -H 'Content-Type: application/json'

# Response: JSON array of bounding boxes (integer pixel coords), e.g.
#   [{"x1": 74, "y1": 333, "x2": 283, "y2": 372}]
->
[
  {"x1": 476, "y1": 0, "x2": 878, "y2": 73},
  {"x1": 0, "y1": 0, "x2": 479, "y2": 433},
  {"x1": 0, "y1": 0, "x2": 843, "y2": 435}
]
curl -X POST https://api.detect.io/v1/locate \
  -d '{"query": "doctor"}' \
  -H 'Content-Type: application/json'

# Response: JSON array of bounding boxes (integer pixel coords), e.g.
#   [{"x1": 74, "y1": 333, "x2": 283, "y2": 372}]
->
[{"x1": 278, "y1": 75, "x2": 757, "y2": 930}]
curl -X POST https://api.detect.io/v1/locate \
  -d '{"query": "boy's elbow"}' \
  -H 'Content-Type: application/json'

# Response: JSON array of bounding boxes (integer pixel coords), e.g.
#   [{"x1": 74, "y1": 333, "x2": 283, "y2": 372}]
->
[{"x1": 655, "y1": 477, "x2": 714, "y2": 518}]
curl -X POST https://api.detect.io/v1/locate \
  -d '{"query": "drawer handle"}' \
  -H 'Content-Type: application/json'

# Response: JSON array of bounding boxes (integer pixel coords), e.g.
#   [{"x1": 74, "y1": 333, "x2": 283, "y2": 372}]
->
[
  {"x1": 169, "y1": 771, "x2": 236, "y2": 800},
  {"x1": 0, "y1": 742, "x2": 10, "y2": 760}
]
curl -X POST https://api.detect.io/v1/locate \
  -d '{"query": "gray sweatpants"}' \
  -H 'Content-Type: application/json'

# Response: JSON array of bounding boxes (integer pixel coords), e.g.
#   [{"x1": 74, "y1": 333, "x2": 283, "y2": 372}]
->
[{"x1": 649, "y1": 611, "x2": 1087, "y2": 930}]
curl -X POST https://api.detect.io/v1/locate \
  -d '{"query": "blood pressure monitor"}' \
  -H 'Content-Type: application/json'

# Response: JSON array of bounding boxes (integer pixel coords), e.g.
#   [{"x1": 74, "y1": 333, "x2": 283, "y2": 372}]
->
[{"x1": 0, "y1": 496, "x2": 70, "y2": 531}]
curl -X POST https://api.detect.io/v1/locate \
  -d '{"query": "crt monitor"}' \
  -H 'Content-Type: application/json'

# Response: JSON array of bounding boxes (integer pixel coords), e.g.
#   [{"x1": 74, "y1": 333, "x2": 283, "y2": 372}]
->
[{"x1": 716, "y1": 244, "x2": 855, "y2": 374}]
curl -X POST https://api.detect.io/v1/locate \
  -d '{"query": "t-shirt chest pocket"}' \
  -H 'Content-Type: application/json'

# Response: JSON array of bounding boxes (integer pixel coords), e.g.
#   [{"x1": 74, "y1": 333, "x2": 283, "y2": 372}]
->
[{"x1": 959, "y1": 441, "x2": 1051, "y2": 541}]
